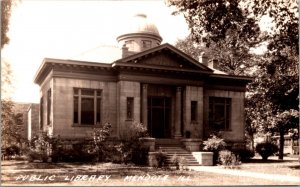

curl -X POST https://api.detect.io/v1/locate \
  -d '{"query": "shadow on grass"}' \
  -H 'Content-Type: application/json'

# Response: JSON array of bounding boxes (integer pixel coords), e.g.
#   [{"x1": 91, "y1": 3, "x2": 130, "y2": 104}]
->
[
  {"x1": 2, "y1": 161, "x2": 102, "y2": 170},
  {"x1": 243, "y1": 158, "x2": 298, "y2": 163},
  {"x1": 288, "y1": 165, "x2": 300, "y2": 170},
  {"x1": 1, "y1": 161, "x2": 26, "y2": 167}
]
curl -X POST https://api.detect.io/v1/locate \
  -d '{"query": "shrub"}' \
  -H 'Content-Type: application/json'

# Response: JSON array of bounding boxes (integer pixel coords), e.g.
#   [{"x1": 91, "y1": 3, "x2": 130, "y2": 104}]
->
[
  {"x1": 170, "y1": 154, "x2": 186, "y2": 170},
  {"x1": 117, "y1": 121, "x2": 150, "y2": 165},
  {"x1": 114, "y1": 142, "x2": 132, "y2": 164},
  {"x1": 5, "y1": 145, "x2": 21, "y2": 157},
  {"x1": 114, "y1": 140, "x2": 149, "y2": 165},
  {"x1": 203, "y1": 135, "x2": 226, "y2": 165},
  {"x1": 120, "y1": 121, "x2": 149, "y2": 141},
  {"x1": 27, "y1": 149, "x2": 48, "y2": 162},
  {"x1": 255, "y1": 142, "x2": 279, "y2": 160},
  {"x1": 26, "y1": 133, "x2": 51, "y2": 162},
  {"x1": 219, "y1": 150, "x2": 241, "y2": 169},
  {"x1": 53, "y1": 141, "x2": 97, "y2": 163},
  {"x1": 92, "y1": 123, "x2": 112, "y2": 162},
  {"x1": 156, "y1": 151, "x2": 168, "y2": 168},
  {"x1": 232, "y1": 148, "x2": 255, "y2": 162},
  {"x1": 148, "y1": 151, "x2": 168, "y2": 168},
  {"x1": 132, "y1": 146, "x2": 149, "y2": 166}
]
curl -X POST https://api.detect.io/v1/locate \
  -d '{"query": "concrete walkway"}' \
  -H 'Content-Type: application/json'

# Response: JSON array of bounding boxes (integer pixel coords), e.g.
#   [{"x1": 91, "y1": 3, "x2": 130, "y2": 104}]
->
[{"x1": 188, "y1": 166, "x2": 300, "y2": 183}]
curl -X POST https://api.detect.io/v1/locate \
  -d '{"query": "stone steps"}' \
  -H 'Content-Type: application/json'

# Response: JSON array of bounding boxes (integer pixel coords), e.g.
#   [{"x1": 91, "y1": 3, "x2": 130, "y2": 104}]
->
[{"x1": 156, "y1": 144, "x2": 201, "y2": 166}]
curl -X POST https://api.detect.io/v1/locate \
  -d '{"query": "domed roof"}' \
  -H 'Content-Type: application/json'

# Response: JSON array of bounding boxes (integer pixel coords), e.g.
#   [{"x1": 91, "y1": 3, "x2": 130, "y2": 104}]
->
[{"x1": 118, "y1": 14, "x2": 162, "y2": 39}]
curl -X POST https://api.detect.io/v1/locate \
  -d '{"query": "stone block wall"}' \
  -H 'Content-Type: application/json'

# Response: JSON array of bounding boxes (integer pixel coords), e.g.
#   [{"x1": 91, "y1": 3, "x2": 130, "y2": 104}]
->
[
  {"x1": 51, "y1": 77, "x2": 117, "y2": 139},
  {"x1": 183, "y1": 86, "x2": 204, "y2": 139},
  {"x1": 27, "y1": 104, "x2": 40, "y2": 140},
  {"x1": 40, "y1": 72, "x2": 53, "y2": 136},
  {"x1": 117, "y1": 81, "x2": 141, "y2": 137},
  {"x1": 203, "y1": 89, "x2": 245, "y2": 142}
]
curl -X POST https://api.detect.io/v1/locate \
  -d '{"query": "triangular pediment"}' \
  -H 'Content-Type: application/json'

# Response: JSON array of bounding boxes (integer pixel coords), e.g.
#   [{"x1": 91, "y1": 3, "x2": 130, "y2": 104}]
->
[{"x1": 114, "y1": 43, "x2": 213, "y2": 73}]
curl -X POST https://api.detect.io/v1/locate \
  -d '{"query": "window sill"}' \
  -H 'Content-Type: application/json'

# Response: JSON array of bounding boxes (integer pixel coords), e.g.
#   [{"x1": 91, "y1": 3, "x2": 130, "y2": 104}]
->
[
  {"x1": 72, "y1": 124, "x2": 102, "y2": 127},
  {"x1": 208, "y1": 128, "x2": 232, "y2": 132}
]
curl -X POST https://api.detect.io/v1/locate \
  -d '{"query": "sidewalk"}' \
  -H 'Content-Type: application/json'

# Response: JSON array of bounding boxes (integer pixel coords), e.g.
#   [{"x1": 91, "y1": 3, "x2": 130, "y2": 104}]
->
[{"x1": 188, "y1": 165, "x2": 300, "y2": 183}]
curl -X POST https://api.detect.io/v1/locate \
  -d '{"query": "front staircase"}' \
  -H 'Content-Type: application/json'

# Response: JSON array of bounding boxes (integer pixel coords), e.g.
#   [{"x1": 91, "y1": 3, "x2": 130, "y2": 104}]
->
[{"x1": 155, "y1": 139, "x2": 201, "y2": 166}]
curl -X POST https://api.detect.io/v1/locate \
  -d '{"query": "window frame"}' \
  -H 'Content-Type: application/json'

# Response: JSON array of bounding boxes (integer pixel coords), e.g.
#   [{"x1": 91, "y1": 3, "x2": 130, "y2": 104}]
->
[
  {"x1": 73, "y1": 88, "x2": 102, "y2": 126},
  {"x1": 47, "y1": 89, "x2": 51, "y2": 126},
  {"x1": 40, "y1": 96, "x2": 44, "y2": 129},
  {"x1": 208, "y1": 97, "x2": 231, "y2": 131},
  {"x1": 191, "y1": 101, "x2": 198, "y2": 122},
  {"x1": 142, "y1": 40, "x2": 152, "y2": 49},
  {"x1": 125, "y1": 40, "x2": 134, "y2": 50},
  {"x1": 126, "y1": 97, "x2": 134, "y2": 120}
]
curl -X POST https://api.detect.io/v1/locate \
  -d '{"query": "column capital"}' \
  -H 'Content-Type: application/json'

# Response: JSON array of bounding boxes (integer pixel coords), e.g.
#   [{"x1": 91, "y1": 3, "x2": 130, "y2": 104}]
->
[
  {"x1": 176, "y1": 86, "x2": 182, "y2": 92},
  {"x1": 142, "y1": 84, "x2": 148, "y2": 89}
]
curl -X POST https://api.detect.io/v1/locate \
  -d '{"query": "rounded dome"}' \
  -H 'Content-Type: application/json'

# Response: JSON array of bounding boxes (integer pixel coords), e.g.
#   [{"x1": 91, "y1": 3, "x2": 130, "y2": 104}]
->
[
  {"x1": 124, "y1": 14, "x2": 161, "y2": 36},
  {"x1": 117, "y1": 13, "x2": 162, "y2": 42},
  {"x1": 117, "y1": 13, "x2": 162, "y2": 54}
]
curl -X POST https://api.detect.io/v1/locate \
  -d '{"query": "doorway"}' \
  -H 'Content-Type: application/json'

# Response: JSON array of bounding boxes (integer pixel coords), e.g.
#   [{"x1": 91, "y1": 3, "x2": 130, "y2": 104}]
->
[{"x1": 148, "y1": 97, "x2": 171, "y2": 138}]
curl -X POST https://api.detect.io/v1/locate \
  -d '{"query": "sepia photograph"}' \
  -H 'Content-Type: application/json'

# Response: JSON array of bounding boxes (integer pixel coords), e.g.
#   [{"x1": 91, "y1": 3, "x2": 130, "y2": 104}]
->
[{"x1": 1, "y1": 0, "x2": 299, "y2": 186}]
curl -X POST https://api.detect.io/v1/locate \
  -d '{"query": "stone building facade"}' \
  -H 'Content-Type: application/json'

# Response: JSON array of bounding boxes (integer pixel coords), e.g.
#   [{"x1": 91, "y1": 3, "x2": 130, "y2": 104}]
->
[
  {"x1": 27, "y1": 104, "x2": 40, "y2": 140},
  {"x1": 34, "y1": 14, "x2": 251, "y2": 147}
]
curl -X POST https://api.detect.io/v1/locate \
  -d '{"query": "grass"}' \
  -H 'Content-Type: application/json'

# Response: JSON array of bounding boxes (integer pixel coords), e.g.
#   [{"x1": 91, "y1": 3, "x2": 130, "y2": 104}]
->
[
  {"x1": 238, "y1": 156, "x2": 300, "y2": 177},
  {"x1": 1, "y1": 159, "x2": 299, "y2": 186}
]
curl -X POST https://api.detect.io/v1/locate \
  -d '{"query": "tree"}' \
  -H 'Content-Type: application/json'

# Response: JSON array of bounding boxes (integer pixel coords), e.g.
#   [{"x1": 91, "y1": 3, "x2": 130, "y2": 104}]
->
[
  {"x1": 172, "y1": 1, "x2": 263, "y2": 150},
  {"x1": 1, "y1": 100, "x2": 24, "y2": 147},
  {"x1": 172, "y1": 0, "x2": 262, "y2": 76},
  {"x1": 1, "y1": 0, "x2": 23, "y2": 148},
  {"x1": 175, "y1": 32, "x2": 262, "y2": 76},
  {"x1": 1, "y1": 59, "x2": 24, "y2": 147},
  {"x1": 167, "y1": 0, "x2": 261, "y2": 45},
  {"x1": 249, "y1": 0, "x2": 299, "y2": 159},
  {"x1": 168, "y1": 0, "x2": 299, "y2": 159},
  {"x1": 1, "y1": 0, "x2": 13, "y2": 48}
]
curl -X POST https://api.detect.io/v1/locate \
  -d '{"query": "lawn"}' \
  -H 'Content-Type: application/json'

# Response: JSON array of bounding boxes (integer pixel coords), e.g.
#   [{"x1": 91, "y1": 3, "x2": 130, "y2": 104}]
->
[
  {"x1": 1, "y1": 159, "x2": 299, "y2": 186},
  {"x1": 239, "y1": 157, "x2": 300, "y2": 177}
]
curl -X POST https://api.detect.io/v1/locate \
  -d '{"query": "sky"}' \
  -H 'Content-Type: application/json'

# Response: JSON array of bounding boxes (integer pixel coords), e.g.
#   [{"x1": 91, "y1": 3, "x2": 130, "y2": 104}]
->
[
  {"x1": 2, "y1": 0, "x2": 190, "y2": 103},
  {"x1": 2, "y1": 0, "x2": 273, "y2": 104}
]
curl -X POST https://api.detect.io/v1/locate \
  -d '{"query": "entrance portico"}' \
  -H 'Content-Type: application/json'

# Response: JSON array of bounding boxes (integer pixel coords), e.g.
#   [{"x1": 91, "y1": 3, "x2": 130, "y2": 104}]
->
[{"x1": 141, "y1": 83, "x2": 183, "y2": 139}]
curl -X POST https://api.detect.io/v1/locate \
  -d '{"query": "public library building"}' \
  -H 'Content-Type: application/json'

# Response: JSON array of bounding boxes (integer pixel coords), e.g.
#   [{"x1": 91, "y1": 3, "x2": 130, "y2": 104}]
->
[{"x1": 34, "y1": 14, "x2": 251, "y2": 148}]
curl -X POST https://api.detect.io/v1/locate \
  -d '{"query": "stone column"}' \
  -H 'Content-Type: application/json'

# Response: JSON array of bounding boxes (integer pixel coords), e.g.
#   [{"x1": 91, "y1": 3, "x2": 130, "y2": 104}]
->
[
  {"x1": 142, "y1": 84, "x2": 148, "y2": 128},
  {"x1": 174, "y1": 86, "x2": 182, "y2": 138}
]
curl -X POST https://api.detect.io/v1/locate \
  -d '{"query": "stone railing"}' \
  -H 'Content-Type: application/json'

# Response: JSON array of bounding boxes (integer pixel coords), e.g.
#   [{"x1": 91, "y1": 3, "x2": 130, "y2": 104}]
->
[
  {"x1": 139, "y1": 137, "x2": 156, "y2": 151},
  {"x1": 180, "y1": 138, "x2": 202, "y2": 151}
]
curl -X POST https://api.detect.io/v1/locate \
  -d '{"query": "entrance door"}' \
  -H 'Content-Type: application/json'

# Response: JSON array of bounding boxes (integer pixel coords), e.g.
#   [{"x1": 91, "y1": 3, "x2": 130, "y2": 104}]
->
[{"x1": 148, "y1": 97, "x2": 171, "y2": 138}]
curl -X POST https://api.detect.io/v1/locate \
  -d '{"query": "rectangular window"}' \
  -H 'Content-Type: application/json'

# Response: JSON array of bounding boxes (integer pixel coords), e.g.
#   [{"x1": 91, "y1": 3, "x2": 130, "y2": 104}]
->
[
  {"x1": 191, "y1": 101, "x2": 197, "y2": 121},
  {"x1": 125, "y1": 40, "x2": 134, "y2": 50},
  {"x1": 142, "y1": 40, "x2": 152, "y2": 49},
  {"x1": 47, "y1": 89, "x2": 51, "y2": 125},
  {"x1": 127, "y1": 97, "x2": 134, "y2": 120},
  {"x1": 209, "y1": 97, "x2": 231, "y2": 131},
  {"x1": 40, "y1": 97, "x2": 43, "y2": 129},
  {"x1": 73, "y1": 88, "x2": 102, "y2": 125}
]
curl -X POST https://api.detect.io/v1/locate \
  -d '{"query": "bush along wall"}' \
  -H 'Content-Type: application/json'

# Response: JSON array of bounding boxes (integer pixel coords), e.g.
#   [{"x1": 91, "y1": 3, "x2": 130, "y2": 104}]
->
[
  {"x1": 203, "y1": 134, "x2": 226, "y2": 165},
  {"x1": 27, "y1": 122, "x2": 151, "y2": 165},
  {"x1": 218, "y1": 150, "x2": 241, "y2": 169}
]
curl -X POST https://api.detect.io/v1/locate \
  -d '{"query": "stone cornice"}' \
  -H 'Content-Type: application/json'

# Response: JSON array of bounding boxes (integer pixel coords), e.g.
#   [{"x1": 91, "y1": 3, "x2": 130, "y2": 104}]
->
[
  {"x1": 112, "y1": 61, "x2": 212, "y2": 75},
  {"x1": 34, "y1": 56, "x2": 253, "y2": 88},
  {"x1": 208, "y1": 74, "x2": 253, "y2": 84},
  {"x1": 117, "y1": 33, "x2": 163, "y2": 43},
  {"x1": 34, "y1": 58, "x2": 113, "y2": 85}
]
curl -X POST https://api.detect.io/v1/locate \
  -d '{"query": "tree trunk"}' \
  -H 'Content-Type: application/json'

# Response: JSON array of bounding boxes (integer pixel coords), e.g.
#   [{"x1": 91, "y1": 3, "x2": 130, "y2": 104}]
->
[
  {"x1": 278, "y1": 129, "x2": 284, "y2": 160},
  {"x1": 250, "y1": 134, "x2": 255, "y2": 151}
]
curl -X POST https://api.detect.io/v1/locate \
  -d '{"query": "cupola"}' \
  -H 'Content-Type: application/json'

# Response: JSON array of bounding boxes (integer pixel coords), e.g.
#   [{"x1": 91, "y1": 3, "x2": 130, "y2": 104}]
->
[{"x1": 117, "y1": 14, "x2": 163, "y2": 57}]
